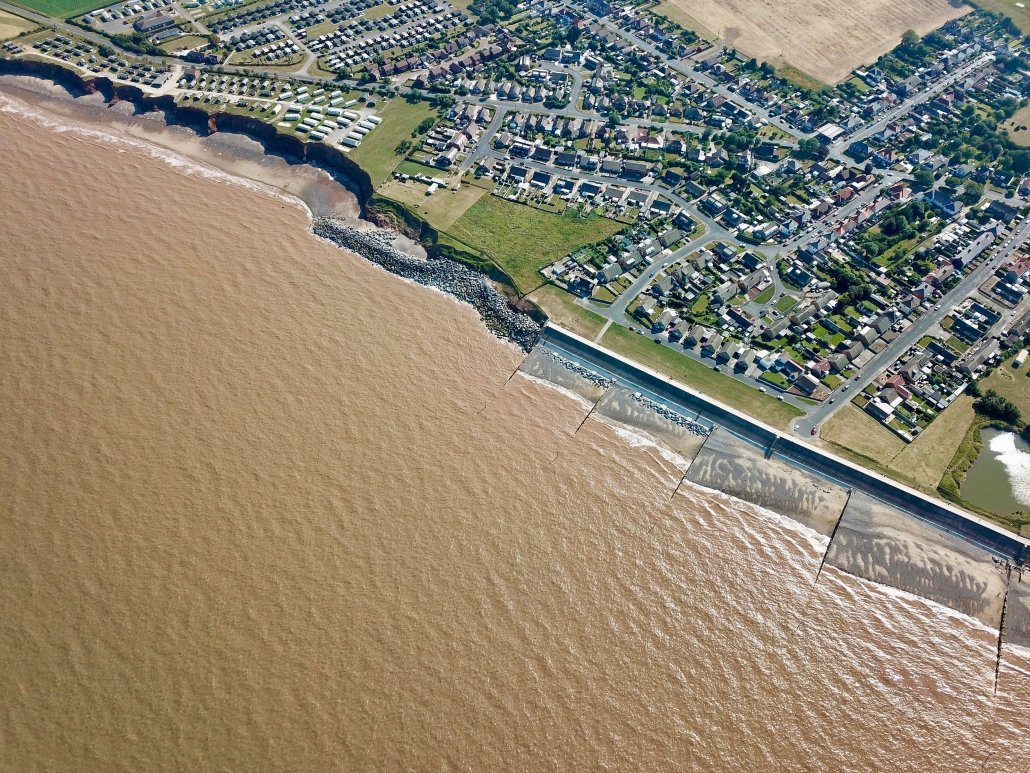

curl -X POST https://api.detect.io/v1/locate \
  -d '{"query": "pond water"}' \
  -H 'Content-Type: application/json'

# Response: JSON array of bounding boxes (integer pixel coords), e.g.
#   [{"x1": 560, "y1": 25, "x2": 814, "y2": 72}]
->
[{"x1": 962, "y1": 427, "x2": 1030, "y2": 515}]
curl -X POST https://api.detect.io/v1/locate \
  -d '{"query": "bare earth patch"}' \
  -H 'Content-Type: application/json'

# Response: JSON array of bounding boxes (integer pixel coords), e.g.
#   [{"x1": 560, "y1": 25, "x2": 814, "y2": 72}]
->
[{"x1": 660, "y1": 0, "x2": 971, "y2": 83}]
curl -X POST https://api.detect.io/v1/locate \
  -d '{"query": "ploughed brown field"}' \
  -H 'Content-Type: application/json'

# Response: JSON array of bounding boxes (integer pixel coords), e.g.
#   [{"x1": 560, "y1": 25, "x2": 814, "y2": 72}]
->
[{"x1": 659, "y1": 0, "x2": 971, "y2": 84}]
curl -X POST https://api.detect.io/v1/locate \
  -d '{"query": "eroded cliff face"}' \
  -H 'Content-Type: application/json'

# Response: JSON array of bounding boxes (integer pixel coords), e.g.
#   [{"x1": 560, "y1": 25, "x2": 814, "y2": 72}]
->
[{"x1": 0, "y1": 57, "x2": 375, "y2": 204}]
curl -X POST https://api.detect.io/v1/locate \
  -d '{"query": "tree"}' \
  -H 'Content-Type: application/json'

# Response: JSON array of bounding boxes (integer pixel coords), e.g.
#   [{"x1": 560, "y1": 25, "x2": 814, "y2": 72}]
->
[
  {"x1": 959, "y1": 181, "x2": 984, "y2": 207},
  {"x1": 974, "y1": 389, "x2": 1022, "y2": 425},
  {"x1": 797, "y1": 138, "x2": 820, "y2": 157},
  {"x1": 395, "y1": 139, "x2": 412, "y2": 155},
  {"x1": 912, "y1": 168, "x2": 934, "y2": 191}
]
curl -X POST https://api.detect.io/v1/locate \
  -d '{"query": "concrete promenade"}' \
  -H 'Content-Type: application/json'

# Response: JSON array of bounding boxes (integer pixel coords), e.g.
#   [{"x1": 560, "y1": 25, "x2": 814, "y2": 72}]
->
[{"x1": 534, "y1": 324, "x2": 1030, "y2": 564}]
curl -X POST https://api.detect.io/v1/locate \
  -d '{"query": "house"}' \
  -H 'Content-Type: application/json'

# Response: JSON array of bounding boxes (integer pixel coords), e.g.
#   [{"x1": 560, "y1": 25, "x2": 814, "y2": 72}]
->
[
  {"x1": 926, "y1": 189, "x2": 961, "y2": 218},
  {"x1": 701, "y1": 333, "x2": 724, "y2": 358},
  {"x1": 716, "y1": 339, "x2": 737, "y2": 364},
  {"x1": 597, "y1": 263, "x2": 623, "y2": 283},
  {"x1": 734, "y1": 349, "x2": 756, "y2": 373},
  {"x1": 958, "y1": 338, "x2": 1000, "y2": 377},
  {"x1": 623, "y1": 161, "x2": 651, "y2": 180},
  {"x1": 794, "y1": 374, "x2": 822, "y2": 395}
]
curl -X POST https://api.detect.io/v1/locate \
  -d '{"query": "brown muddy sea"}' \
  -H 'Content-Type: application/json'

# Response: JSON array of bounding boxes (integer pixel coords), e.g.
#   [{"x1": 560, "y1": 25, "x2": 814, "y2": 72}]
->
[{"x1": 0, "y1": 83, "x2": 1028, "y2": 771}]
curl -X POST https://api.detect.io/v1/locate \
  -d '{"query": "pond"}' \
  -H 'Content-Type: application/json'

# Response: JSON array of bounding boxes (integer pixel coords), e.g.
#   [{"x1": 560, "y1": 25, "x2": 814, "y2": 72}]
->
[{"x1": 962, "y1": 427, "x2": 1030, "y2": 516}]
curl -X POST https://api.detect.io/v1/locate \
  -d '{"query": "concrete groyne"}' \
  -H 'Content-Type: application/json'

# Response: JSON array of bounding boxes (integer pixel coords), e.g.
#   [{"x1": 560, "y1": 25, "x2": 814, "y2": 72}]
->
[
  {"x1": 530, "y1": 323, "x2": 1030, "y2": 654},
  {"x1": 534, "y1": 323, "x2": 1030, "y2": 565}
]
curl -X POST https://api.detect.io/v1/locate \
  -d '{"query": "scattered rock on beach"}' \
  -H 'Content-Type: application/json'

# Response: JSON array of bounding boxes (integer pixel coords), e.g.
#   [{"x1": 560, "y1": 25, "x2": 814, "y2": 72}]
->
[
  {"x1": 632, "y1": 393, "x2": 711, "y2": 436},
  {"x1": 546, "y1": 351, "x2": 614, "y2": 390},
  {"x1": 312, "y1": 217, "x2": 541, "y2": 352}
]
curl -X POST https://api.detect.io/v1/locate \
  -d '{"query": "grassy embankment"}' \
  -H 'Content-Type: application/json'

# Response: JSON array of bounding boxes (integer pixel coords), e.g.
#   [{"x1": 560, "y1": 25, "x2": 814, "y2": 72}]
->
[
  {"x1": 775, "y1": 64, "x2": 829, "y2": 93},
  {"x1": 526, "y1": 285, "x2": 608, "y2": 340},
  {"x1": 820, "y1": 397, "x2": 975, "y2": 491},
  {"x1": 599, "y1": 324, "x2": 805, "y2": 430},
  {"x1": 822, "y1": 379, "x2": 1030, "y2": 532},
  {"x1": 444, "y1": 195, "x2": 625, "y2": 294},
  {"x1": 9, "y1": 0, "x2": 106, "y2": 17},
  {"x1": 377, "y1": 178, "x2": 488, "y2": 231},
  {"x1": 346, "y1": 98, "x2": 438, "y2": 186},
  {"x1": 0, "y1": 9, "x2": 38, "y2": 39},
  {"x1": 819, "y1": 395, "x2": 972, "y2": 486},
  {"x1": 981, "y1": 355, "x2": 1030, "y2": 412}
]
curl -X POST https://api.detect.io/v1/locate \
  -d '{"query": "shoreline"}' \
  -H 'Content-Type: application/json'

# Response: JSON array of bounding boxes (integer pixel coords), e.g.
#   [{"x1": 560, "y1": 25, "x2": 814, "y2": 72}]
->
[
  {"x1": 6, "y1": 49, "x2": 1030, "y2": 655},
  {"x1": 0, "y1": 61, "x2": 544, "y2": 350},
  {"x1": 531, "y1": 324, "x2": 1030, "y2": 646}
]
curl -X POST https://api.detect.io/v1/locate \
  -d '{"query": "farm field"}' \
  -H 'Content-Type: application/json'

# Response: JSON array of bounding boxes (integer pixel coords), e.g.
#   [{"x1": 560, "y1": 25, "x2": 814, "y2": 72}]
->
[
  {"x1": 657, "y1": 0, "x2": 971, "y2": 84},
  {"x1": 9, "y1": 0, "x2": 108, "y2": 18},
  {"x1": 0, "y1": 8, "x2": 37, "y2": 39}
]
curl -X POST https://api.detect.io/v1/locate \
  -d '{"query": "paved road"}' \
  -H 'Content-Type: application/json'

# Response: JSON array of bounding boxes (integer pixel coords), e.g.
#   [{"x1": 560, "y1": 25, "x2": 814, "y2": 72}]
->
[
  {"x1": 0, "y1": 1, "x2": 351, "y2": 85},
  {"x1": 779, "y1": 170, "x2": 908, "y2": 252},
  {"x1": 574, "y1": 2, "x2": 806, "y2": 140},
  {"x1": 458, "y1": 105, "x2": 507, "y2": 173},
  {"x1": 794, "y1": 212, "x2": 1030, "y2": 437},
  {"x1": 826, "y1": 54, "x2": 994, "y2": 162}
]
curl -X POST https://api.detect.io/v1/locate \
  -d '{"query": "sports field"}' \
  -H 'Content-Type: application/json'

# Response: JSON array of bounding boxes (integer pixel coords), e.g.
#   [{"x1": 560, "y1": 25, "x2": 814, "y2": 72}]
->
[{"x1": 659, "y1": 0, "x2": 971, "y2": 84}]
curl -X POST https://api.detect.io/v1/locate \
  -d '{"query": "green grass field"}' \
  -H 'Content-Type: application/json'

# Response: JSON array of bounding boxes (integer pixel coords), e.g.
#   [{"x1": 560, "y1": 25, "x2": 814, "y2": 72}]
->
[
  {"x1": 972, "y1": 0, "x2": 1030, "y2": 33},
  {"x1": 9, "y1": 0, "x2": 108, "y2": 18},
  {"x1": 445, "y1": 196, "x2": 624, "y2": 295},
  {"x1": 378, "y1": 179, "x2": 486, "y2": 231},
  {"x1": 776, "y1": 64, "x2": 829, "y2": 93},
  {"x1": 982, "y1": 355, "x2": 1030, "y2": 418},
  {"x1": 654, "y1": 1, "x2": 716, "y2": 38},
  {"x1": 346, "y1": 99, "x2": 438, "y2": 186},
  {"x1": 527, "y1": 285, "x2": 608, "y2": 341},
  {"x1": 600, "y1": 325, "x2": 805, "y2": 430},
  {"x1": 1003, "y1": 103, "x2": 1030, "y2": 147}
]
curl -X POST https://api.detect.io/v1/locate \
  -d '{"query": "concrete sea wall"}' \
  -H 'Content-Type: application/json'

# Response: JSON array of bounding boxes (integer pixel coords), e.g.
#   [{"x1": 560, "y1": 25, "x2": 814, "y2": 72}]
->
[
  {"x1": 528, "y1": 323, "x2": 1030, "y2": 657},
  {"x1": 535, "y1": 323, "x2": 1029, "y2": 564}
]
